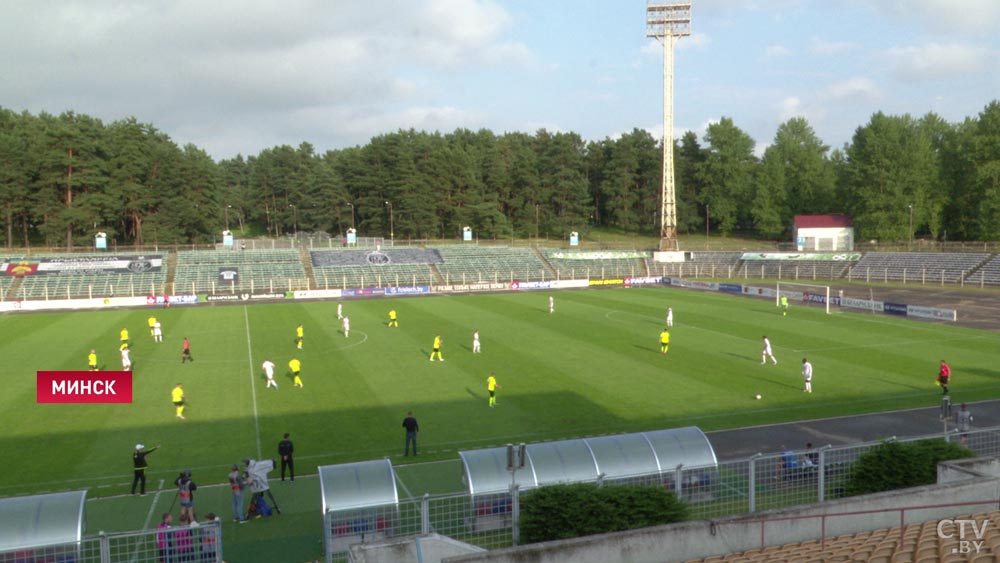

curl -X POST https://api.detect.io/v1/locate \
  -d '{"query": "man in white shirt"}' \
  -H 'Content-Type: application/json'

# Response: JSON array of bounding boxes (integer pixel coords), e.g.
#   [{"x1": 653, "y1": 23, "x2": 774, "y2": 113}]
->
[
  {"x1": 337, "y1": 303, "x2": 343, "y2": 320},
  {"x1": 342, "y1": 316, "x2": 350, "y2": 338},
  {"x1": 262, "y1": 359, "x2": 277, "y2": 389},
  {"x1": 761, "y1": 336, "x2": 777, "y2": 365},
  {"x1": 121, "y1": 347, "x2": 132, "y2": 371},
  {"x1": 548, "y1": 296, "x2": 554, "y2": 314},
  {"x1": 472, "y1": 330, "x2": 481, "y2": 354},
  {"x1": 666, "y1": 307, "x2": 673, "y2": 327},
  {"x1": 802, "y1": 358, "x2": 813, "y2": 393},
  {"x1": 153, "y1": 321, "x2": 163, "y2": 343}
]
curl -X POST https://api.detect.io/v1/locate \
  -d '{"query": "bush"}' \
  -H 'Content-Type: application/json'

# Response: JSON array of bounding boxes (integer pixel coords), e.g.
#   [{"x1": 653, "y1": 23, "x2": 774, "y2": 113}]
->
[
  {"x1": 844, "y1": 439, "x2": 975, "y2": 496},
  {"x1": 519, "y1": 483, "x2": 689, "y2": 544}
]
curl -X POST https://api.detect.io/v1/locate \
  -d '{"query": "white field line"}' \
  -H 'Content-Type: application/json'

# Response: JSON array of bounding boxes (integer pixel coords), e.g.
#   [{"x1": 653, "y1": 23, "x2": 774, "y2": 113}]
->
[{"x1": 244, "y1": 306, "x2": 262, "y2": 460}]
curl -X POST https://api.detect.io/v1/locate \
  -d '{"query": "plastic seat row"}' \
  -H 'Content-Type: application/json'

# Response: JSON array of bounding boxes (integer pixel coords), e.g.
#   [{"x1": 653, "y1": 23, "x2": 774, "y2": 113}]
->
[{"x1": 675, "y1": 510, "x2": 1000, "y2": 563}]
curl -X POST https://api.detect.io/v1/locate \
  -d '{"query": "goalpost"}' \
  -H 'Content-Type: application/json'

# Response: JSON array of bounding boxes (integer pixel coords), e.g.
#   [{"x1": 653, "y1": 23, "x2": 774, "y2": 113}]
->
[{"x1": 776, "y1": 281, "x2": 831, "y2": 314}]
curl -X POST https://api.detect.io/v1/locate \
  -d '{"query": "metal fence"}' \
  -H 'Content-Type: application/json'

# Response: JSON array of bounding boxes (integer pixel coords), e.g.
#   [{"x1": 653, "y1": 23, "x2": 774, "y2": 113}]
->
[
  {"x1": 0, "y1": 519, "x2": 223, "y2": 563},
  {"x1": 324, "y1": 426, "x2": 1000, "y2": 561},
  {"x1": 650, "y1": 261, "x2": 1000, "y2": 288}
]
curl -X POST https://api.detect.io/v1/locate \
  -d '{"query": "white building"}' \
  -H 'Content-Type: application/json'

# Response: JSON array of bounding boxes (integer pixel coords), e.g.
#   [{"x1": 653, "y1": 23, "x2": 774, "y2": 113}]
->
[{"x1": 794, "y1": 214, "x2": 854, "y2": 251}]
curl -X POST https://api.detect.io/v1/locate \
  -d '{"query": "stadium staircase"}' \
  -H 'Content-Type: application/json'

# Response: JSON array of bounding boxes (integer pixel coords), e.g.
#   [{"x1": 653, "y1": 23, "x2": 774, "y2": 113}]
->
[
  {"x1": 165, "y1": 251, "x2": 178, "y2": 294},
  {"x1": 5, "y1": 277, "x2": 23, "y2": 301},
  {"x1": 961, "y1": 253, "x2": 998, "y2": 285},
  {"x1": 531, "y1": 247, "x2": 558, "y2": 278},
  {"x1": 299, "y1": 247, "x2": 317, "y2": 289},
  {"x1": 428, "y1": 263, "x2": 445, "y2": 285}
]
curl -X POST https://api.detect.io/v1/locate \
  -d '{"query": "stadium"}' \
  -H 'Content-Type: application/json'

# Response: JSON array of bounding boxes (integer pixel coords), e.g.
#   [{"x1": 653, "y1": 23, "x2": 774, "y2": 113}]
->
[
  {"x1": 3, "y1": 238, "x2": 1000, "y2": 562},
  {"x1": 4, "y1": 1, "x2": 1000, "y2": 563}
]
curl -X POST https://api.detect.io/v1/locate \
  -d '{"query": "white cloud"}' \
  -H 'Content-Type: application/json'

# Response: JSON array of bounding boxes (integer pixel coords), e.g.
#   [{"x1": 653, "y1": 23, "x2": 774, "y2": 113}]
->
[
  {"x1": 884, "y1": 43, "x2": 990, "y2": 81},
  {"x1": 808, "y1": 37, "x2": 861, "y2": 55},
  {"x1": 765, "y1": 45, "x2": 791, "y2": 57},
  {"x1": 0, "y1": 0, "x2": 536, "y2": 158},
  {"x1": 824, "y1": 77, "x2": 881, "y2": 102},
  {"x1": 774, "y1": 95, "x2": 827, "y2": 125},
  {"x1": 865, "y1": 0, "x2": 1000, "y2": 35},
  {"x1": 778, "y1": 97, "x2": 802, "y2": 120}
]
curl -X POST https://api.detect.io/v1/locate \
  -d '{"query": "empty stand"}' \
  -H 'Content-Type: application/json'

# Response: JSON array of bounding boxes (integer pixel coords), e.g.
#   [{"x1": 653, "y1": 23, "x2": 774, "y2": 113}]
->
[
  {"x1": 436, "y1": 246, "x2": 551, "y2": 283},
  {"x1": 541, "y1": 249, "x2": 647, "y2": 279},
  {"x1": 847, "y1": 252, "x2": 989, "y2": 284},
  {"x1": 173, "y1": 249, "x2": 308, "y2": 293},
  {"x1": 7, "y1": 253, "x2": 167, "y2": 299},
  {"x1": 310, "y1": 248, "x2": 441, "y2": 289}
]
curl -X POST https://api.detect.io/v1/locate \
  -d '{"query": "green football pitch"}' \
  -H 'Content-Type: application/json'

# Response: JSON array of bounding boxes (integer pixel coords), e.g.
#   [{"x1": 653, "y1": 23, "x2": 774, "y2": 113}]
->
[{"x1": 3, "y1": 287, "x2": 999, "y2": 561}]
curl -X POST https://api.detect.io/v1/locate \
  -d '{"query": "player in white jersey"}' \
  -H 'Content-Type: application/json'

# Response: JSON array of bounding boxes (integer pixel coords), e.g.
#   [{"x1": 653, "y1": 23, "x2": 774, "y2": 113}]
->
[
  {"x1": 472, "y1": 330, "x2": 481, "y2": 353},
  {"x1": 121, "y1": 347, "x2": 132, "y2": 371},
  {"x1": 761, "y1": 336, "x2": 777, "y2": 365},
  {"x1": 666, "y1": 307, "x2": 673, "y2": 327},
  {"x1": 548, "y1": 296, "x2": 554, "y2": 314},
  {"x1": 337, "y1": 303, "x2": 343, "y2": 320},
  {"x1": 802, "y1": 358, "x2": 813, "y2": 393},
  {"x1": 262, "y1": 359, "x2": 277, "y2": 389},
  {"x1": 342, "y1": 316, "x2": 350, "y2": 338},
  {"x1": 153, "y1": 321, "x2": 163, "y2": 343}
]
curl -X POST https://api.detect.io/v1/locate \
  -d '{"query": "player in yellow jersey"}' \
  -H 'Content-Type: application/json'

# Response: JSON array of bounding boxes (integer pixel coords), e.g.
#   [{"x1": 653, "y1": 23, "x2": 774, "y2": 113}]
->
[
  {"x1": 659, "y1": 328, "x2": 670, "y2": 355},
  {"x1": 296, "y1": 324, "x2": 304, "y2": 349},
  {"x1": 172, "y1": 384, "x2": 186, "y2": 419},
  {"x1": 289, "y1": 357, "x2": 303, "y2": 388},
  {"x1": 487, "y1": 372, "x2": 501, "y2": 407},
  {"x1": 429, "y1": 335, "x2": 443, "y2": 361},
  {"x1": 120, "y1": 327, "x2": 129, "y2": 347},
  {"x1": 88, "y1": 349, "x2": 98, "y2": 371},
  {"x1": 147, "y1": 316, "x2": 157, "y2": 337},
  {"x1": 387, "y1": 309, "x2": 398, "y2": 328},
  {"x1": 780, "y1": 295, "x2": 789, "y2": 317}
]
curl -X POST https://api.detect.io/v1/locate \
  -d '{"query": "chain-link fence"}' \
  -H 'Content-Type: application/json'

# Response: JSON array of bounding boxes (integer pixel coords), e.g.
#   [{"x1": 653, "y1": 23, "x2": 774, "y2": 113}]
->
[
  {"x1": 0, "y1": 519, "x2": 223, "y2": 563},
  {"x1": 324, "y1": 426, "x2": 1000, "y2": 561}
]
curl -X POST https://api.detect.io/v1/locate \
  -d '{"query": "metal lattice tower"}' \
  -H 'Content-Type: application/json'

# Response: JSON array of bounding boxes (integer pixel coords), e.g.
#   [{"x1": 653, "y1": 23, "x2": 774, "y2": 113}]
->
[{"x1": 646, "y1": 1, "x2": 691, "y2": 251}]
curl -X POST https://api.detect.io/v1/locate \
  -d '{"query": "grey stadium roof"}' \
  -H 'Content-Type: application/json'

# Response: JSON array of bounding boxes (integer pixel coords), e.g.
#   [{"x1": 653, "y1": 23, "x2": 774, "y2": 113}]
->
[
  {"x1": 459, "y1": 426, "x2": 717, "y2": 495},
  {"x1": 0, "y1": 490, "x2": 87, "y2": 552},
  {"x1": 319, "y1": 459, "x2": 399, "y2": 514}
]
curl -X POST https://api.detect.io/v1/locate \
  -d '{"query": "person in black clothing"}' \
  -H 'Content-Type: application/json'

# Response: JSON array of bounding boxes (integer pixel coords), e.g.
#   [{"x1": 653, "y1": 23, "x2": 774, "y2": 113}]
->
[
  {"x1": 278, "y1": 433, "x2": 294, "y2": 482},
  {"x1": 132, "y1": 443, "x2": 159, "y2": 495},
  {"x1": 403, "y1": 411, "x2": 419, "y2": 456}
]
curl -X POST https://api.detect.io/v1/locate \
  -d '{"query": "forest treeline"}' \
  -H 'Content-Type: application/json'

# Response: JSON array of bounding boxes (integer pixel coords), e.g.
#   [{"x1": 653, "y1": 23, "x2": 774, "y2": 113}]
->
[{"x1": 1, "y1": 101, "x2": 999, "y2": 248}]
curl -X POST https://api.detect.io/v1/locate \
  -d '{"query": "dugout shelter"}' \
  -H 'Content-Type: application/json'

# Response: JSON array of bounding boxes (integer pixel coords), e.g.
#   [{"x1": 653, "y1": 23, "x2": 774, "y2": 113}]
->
[
  {"x1": 319, "y1": 459, "x2": 399, "y2": 556},
  {"x1": 458, "y1": 427, "x2": 718, "y2": 529},
  {"x1": 0, "y1": 490, "x2": 86, "y2": 559}
]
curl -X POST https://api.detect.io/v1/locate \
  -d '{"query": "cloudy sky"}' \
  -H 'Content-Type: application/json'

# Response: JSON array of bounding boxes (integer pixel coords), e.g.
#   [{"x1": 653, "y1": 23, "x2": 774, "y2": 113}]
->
[{"x1": 2, "y1": 0, "x2": 999, "y2": 160}]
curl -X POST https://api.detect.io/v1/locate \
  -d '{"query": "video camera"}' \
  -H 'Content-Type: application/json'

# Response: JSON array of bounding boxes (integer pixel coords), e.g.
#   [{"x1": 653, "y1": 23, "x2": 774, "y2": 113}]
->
[{"x1": 243, "y1": 458, "x2": 274, "y2": 493}]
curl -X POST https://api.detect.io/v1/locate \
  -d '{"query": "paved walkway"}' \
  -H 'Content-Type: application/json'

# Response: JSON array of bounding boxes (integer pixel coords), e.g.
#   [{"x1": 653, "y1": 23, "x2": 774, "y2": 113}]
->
[{"x1": 707, "y1": 398, "x2": 999, "y2": 460}]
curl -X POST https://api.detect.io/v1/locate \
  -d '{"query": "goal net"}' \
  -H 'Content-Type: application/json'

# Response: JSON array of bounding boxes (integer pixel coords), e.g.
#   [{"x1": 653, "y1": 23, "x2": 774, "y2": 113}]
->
[{"x1": 776, "y1": 281, "x2": 831, "y2": 314}]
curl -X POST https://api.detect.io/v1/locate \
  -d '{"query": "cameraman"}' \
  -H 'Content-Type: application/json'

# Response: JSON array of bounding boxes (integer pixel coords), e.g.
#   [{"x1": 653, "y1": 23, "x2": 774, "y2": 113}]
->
[
  {"x1": 243, "y1": 458, "x2": 282, "y2": 515},
  {"x1": 174, "y1": 469, "x2": 197, "y2": 521}
]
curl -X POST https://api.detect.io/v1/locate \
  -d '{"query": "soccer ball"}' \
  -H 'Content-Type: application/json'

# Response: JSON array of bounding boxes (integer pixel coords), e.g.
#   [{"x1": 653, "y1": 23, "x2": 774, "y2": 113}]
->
[{"x1": 755, "y1": 394, "x2": 762, "y2": 400}]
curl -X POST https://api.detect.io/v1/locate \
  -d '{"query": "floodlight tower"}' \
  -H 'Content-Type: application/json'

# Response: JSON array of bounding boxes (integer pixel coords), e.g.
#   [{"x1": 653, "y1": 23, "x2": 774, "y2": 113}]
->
[{"x1": 646, "y1": 1, "x2": 691, "y2": 251}]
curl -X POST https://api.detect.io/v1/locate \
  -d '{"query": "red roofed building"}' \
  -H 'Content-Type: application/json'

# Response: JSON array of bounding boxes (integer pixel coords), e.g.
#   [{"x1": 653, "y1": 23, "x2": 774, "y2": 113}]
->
[{"x1": 794, "y1": 214, "x2": 854, "y2": 251}]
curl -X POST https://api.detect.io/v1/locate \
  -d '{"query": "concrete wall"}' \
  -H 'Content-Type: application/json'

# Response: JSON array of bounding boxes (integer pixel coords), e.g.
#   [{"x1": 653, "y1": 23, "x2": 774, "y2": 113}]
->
[
  {"x1": 939, "y1": 457, "x2": 1000, "y2": 483},
  {"x1": 443, "y1": 479, "x2": 1000, "y2": 563},
  {"x1": 350, "y1": 533, "x2": 485, "y2": 563}
]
